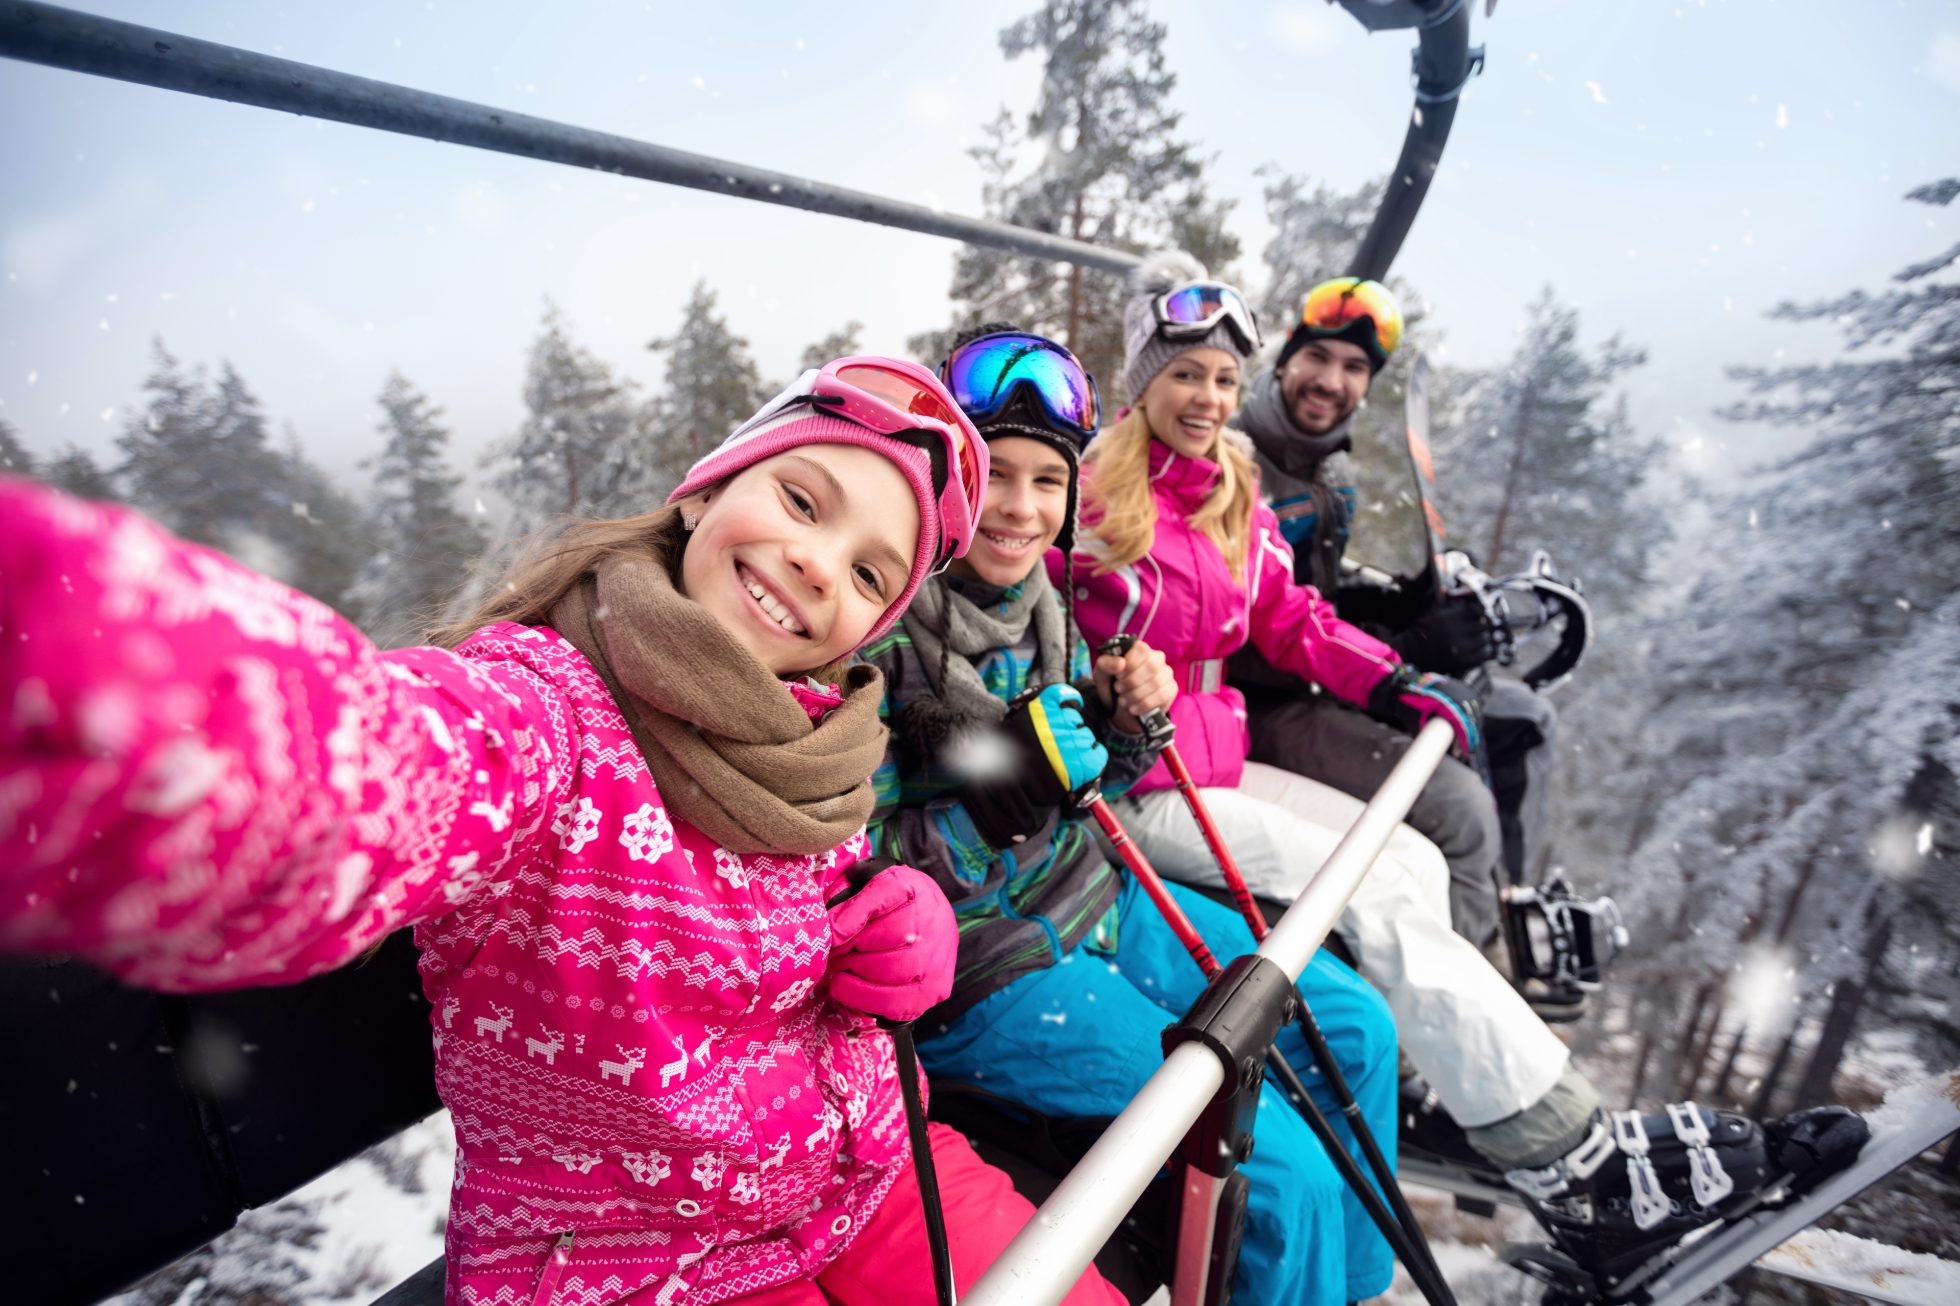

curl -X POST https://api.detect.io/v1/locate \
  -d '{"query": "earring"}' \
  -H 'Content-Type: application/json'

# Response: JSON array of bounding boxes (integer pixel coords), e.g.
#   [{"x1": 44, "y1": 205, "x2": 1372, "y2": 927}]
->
[{"x1": 681, "y1": 509, "x2": 699, "y2": 531}]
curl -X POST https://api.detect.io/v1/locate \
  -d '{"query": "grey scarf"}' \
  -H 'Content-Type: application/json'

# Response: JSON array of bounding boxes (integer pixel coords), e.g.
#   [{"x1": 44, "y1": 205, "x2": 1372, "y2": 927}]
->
[
  {"x1": 897, "y1": 570, "x2": 1070, "y2": 763},
  {"x1": 1239, "y1": 367, "x2": 1356, "y2": 483}
]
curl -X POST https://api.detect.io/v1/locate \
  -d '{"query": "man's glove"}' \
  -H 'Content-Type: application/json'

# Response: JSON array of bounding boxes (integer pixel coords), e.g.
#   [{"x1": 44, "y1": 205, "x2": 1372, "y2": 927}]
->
[
  {"x1": 825, "y1": 861, "x2": 958, "y2": 1024},
  {"x1": 1390, "y1": 591, "x2": 1497, "y2": 676},
  {"x1": 958, "y1": 682, "x2": 1108, "y2": 850},
  {"x1": 1367, "y1": 665, "x2": 1490, "y2": 784}
]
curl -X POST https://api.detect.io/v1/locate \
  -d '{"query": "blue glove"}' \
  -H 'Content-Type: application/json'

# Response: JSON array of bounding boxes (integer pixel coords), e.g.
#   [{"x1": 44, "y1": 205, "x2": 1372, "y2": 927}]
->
[{"x1": 959, "y1": 683, "x2": 1108, "y2": 849}]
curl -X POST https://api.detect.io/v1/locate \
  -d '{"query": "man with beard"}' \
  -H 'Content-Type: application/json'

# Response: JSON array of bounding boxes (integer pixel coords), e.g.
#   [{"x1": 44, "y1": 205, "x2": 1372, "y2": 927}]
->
[{"x1": 1229, "y1": 278, "x2": 1562, "y2": 1000}]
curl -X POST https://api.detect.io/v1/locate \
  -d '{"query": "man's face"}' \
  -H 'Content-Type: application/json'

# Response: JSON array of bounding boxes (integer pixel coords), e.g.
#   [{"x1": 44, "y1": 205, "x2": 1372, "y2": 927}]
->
[{"x1": 1278, "y1": 337, "x2": 1373, "y2": 435}]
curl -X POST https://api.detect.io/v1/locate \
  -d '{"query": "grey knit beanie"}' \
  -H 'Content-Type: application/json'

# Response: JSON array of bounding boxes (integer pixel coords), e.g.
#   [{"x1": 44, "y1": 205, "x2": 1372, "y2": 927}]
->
[{"x1": 1121, "y1": 249, "x2": 1253, "y2": 402}]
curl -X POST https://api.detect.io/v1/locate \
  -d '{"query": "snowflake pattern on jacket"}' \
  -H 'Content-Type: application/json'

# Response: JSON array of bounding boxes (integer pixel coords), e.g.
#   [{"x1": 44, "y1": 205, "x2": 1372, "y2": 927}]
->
[{"x1": 0, "y1": 478, "x2": 907, "y2": 1305}]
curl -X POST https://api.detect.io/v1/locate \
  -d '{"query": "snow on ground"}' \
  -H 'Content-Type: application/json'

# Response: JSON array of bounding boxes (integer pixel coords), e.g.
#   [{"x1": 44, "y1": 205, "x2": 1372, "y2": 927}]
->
[
  {"x1": 1760, "y1": 1227, "x2": 1960, "y2": 1306},
  {"x1": 97, "y1": 1112, "x2": 455, "y2": 1306}
]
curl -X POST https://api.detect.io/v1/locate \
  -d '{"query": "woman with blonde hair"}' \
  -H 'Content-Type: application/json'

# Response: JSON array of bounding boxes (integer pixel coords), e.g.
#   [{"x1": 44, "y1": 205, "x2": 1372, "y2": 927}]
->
[{"x1": 1061, "y1": 256, "x2": 1861, "y2": 1285}]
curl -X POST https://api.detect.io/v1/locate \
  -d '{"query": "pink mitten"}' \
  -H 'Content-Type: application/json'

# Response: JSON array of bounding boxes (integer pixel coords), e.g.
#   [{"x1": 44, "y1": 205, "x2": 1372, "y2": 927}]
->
[{"x1": 825, "y1": 863, "x2": 957, "y2": 1024}]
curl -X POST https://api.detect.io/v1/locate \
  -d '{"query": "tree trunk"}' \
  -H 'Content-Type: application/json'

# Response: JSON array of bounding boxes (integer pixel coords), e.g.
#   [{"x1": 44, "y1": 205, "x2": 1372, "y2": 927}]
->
[
  {"x1": 1484, "y1": 380, "x2": 1539, "y2": 572},
  {"x1": 1711, "y1": 1020, "x2": 1750, "y2": 1104},
  {"x1": 1749, "y1": 1013, "x2": 1805, "y2": 1118},
  {"x1": 1793, "y1": 910, "x2": 1893, "y2": 1108},
  {"x1": 1063, "y1": 192, "x2": 1087, "y2": 351},
  {"x1": 1678, "y1": 996, "x2": 1728, "y2": 1100},
  {"x1": 1659, "y1": 980, "x2": 1715, "y2": 1104}
]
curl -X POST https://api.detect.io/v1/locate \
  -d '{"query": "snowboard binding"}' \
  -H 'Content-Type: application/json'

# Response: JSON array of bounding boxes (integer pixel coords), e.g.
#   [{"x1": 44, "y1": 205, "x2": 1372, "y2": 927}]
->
[{"x1": 1500, "y1": 875, "x2": 1628, "y2": 1022}]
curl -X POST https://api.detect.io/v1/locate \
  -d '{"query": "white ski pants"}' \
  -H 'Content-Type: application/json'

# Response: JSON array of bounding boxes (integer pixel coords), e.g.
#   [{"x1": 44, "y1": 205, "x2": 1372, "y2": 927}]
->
[{"x1": 1114, "y1": 762, "x2": 1570, "y2": 1127}]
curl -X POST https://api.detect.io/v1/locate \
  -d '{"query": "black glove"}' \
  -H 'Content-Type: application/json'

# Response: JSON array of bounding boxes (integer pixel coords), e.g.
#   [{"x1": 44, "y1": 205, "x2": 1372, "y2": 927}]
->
[
  {"x1": 957, "y1": 684, "x2": 1109, "y2": 851},
  {"x1": 1390, "y1": 591, "x2": 1497, "y2": 676}
]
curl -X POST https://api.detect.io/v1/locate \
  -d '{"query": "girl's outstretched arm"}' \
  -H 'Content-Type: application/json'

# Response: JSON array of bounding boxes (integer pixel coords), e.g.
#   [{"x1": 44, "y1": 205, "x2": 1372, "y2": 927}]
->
[{"x1": 0, "y1": 478, "x2": 575, "y2": 992}]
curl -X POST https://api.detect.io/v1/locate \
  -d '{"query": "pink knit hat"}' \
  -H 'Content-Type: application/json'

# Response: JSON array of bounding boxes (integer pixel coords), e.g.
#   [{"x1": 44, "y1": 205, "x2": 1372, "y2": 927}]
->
[{"x1": 667, "y1": 409, "x2": 942, "y2": 648}]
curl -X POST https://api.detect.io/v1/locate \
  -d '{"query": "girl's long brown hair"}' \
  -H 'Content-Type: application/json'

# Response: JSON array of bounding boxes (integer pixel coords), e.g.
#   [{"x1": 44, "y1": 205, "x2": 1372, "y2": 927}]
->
[
  {"x1": 425, "y1": 498, "x2": 856, "y2": 684},
  {"x1": 426, "y1": 505, "x2": 688, "y2": 649},
  {"x1": 1078, "y1": 402, "x2": 1258, "y2": 584}
]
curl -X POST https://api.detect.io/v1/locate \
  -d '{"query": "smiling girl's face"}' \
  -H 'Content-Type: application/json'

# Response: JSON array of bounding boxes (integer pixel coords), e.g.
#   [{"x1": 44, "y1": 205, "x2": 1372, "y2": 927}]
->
[{"x1": 678, "y1": 443, "x2": 921, "y2": 676}]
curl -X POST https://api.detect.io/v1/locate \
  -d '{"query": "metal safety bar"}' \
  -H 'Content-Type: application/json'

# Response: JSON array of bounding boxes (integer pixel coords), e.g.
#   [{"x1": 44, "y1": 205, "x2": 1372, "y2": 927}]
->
[
  {"x1": 0, "y1": 0, "x2": 1139, "y2": 275},
  {"x1": 963, "y1": 720, "x2": 1456, "y2": 1306}
]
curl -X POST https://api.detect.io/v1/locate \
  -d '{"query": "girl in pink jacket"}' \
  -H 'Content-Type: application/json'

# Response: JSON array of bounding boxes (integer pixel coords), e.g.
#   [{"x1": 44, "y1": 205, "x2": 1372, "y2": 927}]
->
[{"x1": 1, "y1": 357, "x2": 1122, "y2": 1306}]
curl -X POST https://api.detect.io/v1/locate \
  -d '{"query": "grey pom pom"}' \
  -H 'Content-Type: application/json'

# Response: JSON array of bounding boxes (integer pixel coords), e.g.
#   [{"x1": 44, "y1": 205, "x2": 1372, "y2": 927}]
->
[{"x1": 1129, "y1": 249, "x2": 1209, "y2": 299}]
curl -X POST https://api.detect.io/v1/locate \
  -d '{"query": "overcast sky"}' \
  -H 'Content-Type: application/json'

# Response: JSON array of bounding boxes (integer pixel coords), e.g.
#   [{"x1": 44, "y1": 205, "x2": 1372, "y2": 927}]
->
[{"x1": 3, "y1": 0, "x2": 1957, "y2": 491}]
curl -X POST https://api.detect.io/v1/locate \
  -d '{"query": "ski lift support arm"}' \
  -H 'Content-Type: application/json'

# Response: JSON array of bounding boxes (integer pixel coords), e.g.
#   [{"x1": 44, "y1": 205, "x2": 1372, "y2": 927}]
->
[
  {"x1": 1338, "y1": 0, "x2": 1485, "y2": 282},
  {"x1": 0, "y1": 0, "x2": 1139, "y2": 275}
]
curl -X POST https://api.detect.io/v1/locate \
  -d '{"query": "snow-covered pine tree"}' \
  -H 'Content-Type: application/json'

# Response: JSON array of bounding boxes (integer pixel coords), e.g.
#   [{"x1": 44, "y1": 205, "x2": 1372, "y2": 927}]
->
[
  {"x1": 485, "y1": 304, "x2": 644, "y2": 535},
  {"x1": 910, "y1": 0, "x2": 1239, "y2": 397},
  {"x1": 0, "y1": 418, "x2": 33, "y2": 477},
  {"x1": 268, "y1": 427, "x2": 369, "y2": 617},
  {"x1": 1610, "y1": 180, "x2": 1960, "y2": 1111},
  {"x1": 1435, "y1": 287, "x2": 1661, "y2": 606},
  {"x1": 348, "y1": 373, "x2": 487, "y2": 645},
  {"x1": 642, "y1": 281, "x2": 767, "y2": 501},
  {"x1": 204, "y1": 362, "x2": 286, "y2": 544},
  {"x1": 798, "y1": 321, "x2": 864, "y2": 373},
  {"x1": 109, "y1": 1195, "x2": 326, "y2": 1306},
  {"x1": 41, "y1": 445, "x2": 120, "y2": 501},
  {"x1": 117, "y1": 341, "x2": 227, "y2": 546}
]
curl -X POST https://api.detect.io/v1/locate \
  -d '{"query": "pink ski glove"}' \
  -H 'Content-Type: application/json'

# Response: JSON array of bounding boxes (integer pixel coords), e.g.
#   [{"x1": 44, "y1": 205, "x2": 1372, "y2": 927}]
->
[{"x1": 825, "y1": 862, "x2": 958, "y2": 1024}]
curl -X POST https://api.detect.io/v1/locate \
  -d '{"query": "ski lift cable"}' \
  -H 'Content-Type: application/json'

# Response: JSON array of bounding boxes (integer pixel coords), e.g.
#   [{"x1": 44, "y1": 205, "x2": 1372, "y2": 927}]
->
[
  {"x1": 0, "y1": 0, "x2": 1137, "y2": 274},
  {"x1": 0, "y1": 0, "x2": 1478, "y2": 289},
  {"x1": 961, "y1": 720, "x2": 1456, "y2": 1306}
]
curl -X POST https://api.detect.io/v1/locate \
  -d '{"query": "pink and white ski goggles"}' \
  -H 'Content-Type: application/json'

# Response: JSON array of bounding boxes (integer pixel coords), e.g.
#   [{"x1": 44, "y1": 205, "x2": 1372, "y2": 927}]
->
[{"x1": 719, "y1": 357, "x2": 988, "y2": 573}]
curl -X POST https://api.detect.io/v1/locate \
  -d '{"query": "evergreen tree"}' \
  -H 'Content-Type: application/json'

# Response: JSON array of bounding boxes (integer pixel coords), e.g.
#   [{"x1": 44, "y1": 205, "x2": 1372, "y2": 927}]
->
[
  {"x1": 0, "y1": 418, "x2": 33, "y2": 477},
  {"x1": 260, "y1": 430, "x2": 369, "y2": 617},
  {"x1": 349, "y1": 372, "x2": 487, "y2": 645},
  {"x1": 643, "y1": 281, "x2": 767, "y2": 500},
  {"x1": 42, "y1": 445, "x2": 121, "y2": 502},
  {"x1": 118, "y1": 341, "x2": 225, "y2": 545},
  {"x1": 204, "y1": 362, "x2": 285, "y2": 540},
  {"x1": 1436, "y1": 288, "x2": 1661, "y2": 604},
  {"x1": 486, "y1": 304, "x2": 644, "y2": 534},
  {"x1": 1610, "y1": 181, "x2": 1960, "y2": 1108},
  {"x1": 911, "y1": 0, "x2": 1239, "y2": 396},
  {"x1": 798, "y1": 320, "x2": 864, "y2": 373}
]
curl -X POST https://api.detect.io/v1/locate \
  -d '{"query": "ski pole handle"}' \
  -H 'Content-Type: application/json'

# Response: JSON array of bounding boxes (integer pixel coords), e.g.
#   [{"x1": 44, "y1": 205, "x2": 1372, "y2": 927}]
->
[{"x1": 1094, "y1": 634, "x2": 1175, "y2": 747}]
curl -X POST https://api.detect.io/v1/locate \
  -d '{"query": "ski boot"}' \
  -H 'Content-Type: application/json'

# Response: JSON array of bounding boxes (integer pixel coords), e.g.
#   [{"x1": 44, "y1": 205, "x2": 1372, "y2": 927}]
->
[{"x1": 1501, "y1": 1103, "x2": 1869, "y2": 1302}]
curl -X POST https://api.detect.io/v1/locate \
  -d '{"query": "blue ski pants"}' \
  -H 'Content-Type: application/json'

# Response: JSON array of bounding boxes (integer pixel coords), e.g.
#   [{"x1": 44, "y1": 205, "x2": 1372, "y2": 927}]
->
[{"x1": 918, "y1": 875, "x2": 1399, "y2": 1304}]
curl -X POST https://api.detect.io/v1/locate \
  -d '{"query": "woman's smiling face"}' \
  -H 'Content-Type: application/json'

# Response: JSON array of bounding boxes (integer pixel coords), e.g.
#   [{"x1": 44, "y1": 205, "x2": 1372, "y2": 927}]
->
[
  {"x1": 679, "y1": 443, "x2": 920, "y2": 674},
  {"x1": 1141, "y1": 347, "x2": 1240, "y2": 460}
]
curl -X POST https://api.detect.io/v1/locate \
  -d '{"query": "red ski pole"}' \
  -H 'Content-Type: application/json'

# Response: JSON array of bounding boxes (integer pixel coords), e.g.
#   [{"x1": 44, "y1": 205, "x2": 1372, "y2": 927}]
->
[{"x1": 1092, "y1": 637, "x2": 1459, "y2": 1306}]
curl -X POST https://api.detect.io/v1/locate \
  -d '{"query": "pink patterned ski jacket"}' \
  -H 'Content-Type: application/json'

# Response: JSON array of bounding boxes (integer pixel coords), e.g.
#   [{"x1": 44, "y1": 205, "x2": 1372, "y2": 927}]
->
[
  {"x1": 0, "y1": 479, "x2": 909, "y2": 1305},
  {"x1": 1058, "y1": 441, "x2": 1401, "y2": 795}
]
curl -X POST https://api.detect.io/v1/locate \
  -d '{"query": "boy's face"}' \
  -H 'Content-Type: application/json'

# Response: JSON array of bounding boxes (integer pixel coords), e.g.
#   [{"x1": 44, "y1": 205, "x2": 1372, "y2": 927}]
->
[
  {"x1": 948, "y1": 435, "x2": 1072, "y2": 588},
  {"x1": 679, "y1": 444, "x2": 919, "y2": 674}
]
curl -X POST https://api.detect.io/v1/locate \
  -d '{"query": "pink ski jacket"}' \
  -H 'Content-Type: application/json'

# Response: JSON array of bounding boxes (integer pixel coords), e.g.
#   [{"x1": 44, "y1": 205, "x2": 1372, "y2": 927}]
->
[
  {"x1": 1057, "y1": 441, "x2": 1401, "y2": 794},
  {"x1": 0, "y1": 480, "x2": 909, "y2": 1305}
]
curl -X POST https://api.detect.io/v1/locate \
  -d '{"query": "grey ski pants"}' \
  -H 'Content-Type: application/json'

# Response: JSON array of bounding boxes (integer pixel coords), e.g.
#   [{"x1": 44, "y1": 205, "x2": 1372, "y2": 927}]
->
[{"x1": 1245, "y1": 690, "x2": 1507, "y2": 945}]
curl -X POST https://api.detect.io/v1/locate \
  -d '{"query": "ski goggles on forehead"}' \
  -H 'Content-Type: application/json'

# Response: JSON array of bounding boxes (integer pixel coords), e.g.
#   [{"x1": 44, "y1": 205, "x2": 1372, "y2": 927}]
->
[
  {"x1": 1299, "y1": 277, "x2": 1404, "y2": 358},
  {"x1": 939, "y1": 332, "x2": 1102, "y2": 440},
  {"x1": 735, "y1": 357, "x2": 987, "y2": 571},
  {"x1": 1152, "y1": 281, "x2": 1263, "y2": 355}
]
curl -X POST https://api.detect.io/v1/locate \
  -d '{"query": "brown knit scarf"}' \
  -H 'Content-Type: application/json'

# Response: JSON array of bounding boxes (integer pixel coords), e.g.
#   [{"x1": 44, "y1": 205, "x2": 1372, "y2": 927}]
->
[{"x1": 549, "y1": 551, "x2": 889, "y2": 855}]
